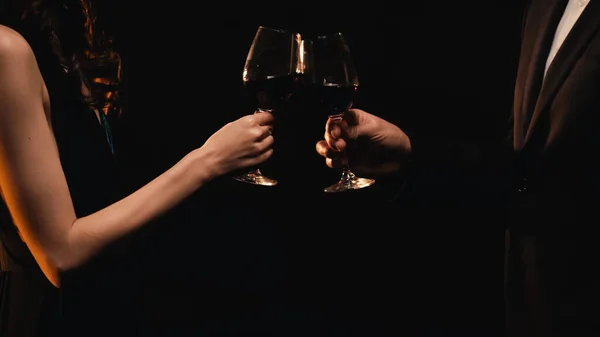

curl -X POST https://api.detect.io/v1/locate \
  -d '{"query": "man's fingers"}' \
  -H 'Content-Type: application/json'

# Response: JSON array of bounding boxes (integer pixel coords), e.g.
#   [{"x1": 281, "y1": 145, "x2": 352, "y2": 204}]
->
[
  {"x1": 316, "y1": 140, "x2": 344, "y2": 158},
  {"x1": 325, "y1": 157, "x2": 348, "y2": 169}
]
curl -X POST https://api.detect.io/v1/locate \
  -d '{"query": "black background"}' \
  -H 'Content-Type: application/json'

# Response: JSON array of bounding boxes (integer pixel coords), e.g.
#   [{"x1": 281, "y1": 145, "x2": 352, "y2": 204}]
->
[{"x1": 95, "y1": 2, "x2": 526, "y2": 335}]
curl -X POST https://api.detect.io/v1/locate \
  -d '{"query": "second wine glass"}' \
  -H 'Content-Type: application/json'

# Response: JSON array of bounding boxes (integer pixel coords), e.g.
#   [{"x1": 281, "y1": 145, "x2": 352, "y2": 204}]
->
[
  {"x1": 309, "y1": 33, "x2": 375, "y2": 193},
  {"x1": 233, "y1": 26, "x2": 307, "y2": 186}
]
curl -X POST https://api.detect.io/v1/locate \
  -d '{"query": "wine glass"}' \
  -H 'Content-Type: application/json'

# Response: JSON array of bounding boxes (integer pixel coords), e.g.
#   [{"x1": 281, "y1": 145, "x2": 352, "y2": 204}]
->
[
  {"x1": 310, "y1": 33, "x2": 375, "y2": 193},
  {"x1": 233, "y1": 26, "x2": 306, "y2": 186}
]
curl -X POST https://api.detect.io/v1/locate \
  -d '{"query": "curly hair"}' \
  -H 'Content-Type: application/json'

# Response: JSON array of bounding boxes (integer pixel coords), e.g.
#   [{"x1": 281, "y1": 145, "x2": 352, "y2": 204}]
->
[{"x1": 1, "y1": 0, "x2": 123, "y2": 116}]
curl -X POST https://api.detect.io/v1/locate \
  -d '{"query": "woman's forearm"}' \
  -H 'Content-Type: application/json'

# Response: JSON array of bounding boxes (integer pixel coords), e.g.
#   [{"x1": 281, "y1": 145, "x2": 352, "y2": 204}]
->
[{"x1": 58, "y1": 148, "x2": 214, "y2": 271}]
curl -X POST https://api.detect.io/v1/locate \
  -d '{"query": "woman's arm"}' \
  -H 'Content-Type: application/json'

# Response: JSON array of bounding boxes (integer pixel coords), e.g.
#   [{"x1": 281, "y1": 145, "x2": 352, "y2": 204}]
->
[{"x1": 0, "y1": 29, "x2": 273, "y2": 287}]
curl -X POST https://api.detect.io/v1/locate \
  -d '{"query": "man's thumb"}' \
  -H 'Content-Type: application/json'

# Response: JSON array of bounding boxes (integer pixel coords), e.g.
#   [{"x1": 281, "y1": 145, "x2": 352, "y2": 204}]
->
[{"x1": 343, "y1": 109, "x2": 364, "y2": 140}]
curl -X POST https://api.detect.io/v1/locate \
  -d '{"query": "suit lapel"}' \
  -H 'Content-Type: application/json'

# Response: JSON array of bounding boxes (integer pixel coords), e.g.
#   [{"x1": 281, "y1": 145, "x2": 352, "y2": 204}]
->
[
  {"x1": 514, "y1": 0, "x2": 567, "y2": 149},
  {"x1": 525, "y1": 0, "x2": 600, "y2": 142}
]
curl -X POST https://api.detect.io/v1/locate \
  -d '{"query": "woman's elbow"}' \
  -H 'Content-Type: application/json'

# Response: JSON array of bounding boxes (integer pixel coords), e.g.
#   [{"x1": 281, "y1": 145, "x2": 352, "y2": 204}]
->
[
  {"x1": 39, "y1": 248, "x2": 81, "y2": 288},
  {"x1": 45, "y1": 255, "x2": 83, "y2": 288},
  {"x1": 46, "y1": 273, "x2": 60, "y2": 288},
  {"x1": 38, "y1": 262, "x2": 61, "y2": 288},
  {"x1": 43, "y1": 254, "x2": 81, "y2": 288}
]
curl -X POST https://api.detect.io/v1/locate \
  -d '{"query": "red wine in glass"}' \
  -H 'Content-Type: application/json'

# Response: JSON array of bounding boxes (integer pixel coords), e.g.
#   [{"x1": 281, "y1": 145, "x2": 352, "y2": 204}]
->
[
  {"x1": 233, "y1": 26, "x2": 307, "y2": 186},
  {"x1": 310, "y1": 33, "x2": 375, "y2": 193},
  {"x1": 245, "y1": 74, "x2": 302, "y2": 112}
]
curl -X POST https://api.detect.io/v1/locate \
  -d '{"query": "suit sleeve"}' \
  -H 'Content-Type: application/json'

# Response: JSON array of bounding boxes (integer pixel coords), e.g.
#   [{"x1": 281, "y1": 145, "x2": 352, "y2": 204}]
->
[{"x1": 375, "y1": 129, "x2": 514, "y2": 210}]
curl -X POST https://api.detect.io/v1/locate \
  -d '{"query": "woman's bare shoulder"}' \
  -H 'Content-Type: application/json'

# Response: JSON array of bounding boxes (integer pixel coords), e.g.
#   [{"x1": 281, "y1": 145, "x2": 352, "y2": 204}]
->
[
  {"x1": 0, "y1": 25, "x2": 35, "y2": 64},
  {"x1": 0, "y1": 24, "x2": 44, "y2": 119}
]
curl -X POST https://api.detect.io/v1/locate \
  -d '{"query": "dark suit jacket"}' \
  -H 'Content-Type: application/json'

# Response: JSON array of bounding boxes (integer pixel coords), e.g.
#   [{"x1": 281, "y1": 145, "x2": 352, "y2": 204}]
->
[{"x1": 505, "y1": 0, "x2": 600, "y2": 336}]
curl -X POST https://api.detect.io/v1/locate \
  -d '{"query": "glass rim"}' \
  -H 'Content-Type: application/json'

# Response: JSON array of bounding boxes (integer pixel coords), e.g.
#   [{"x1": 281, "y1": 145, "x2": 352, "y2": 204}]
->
[
  {"x1": 317, "y1": 32, "x2": 344, "y2": 39},
  {"x1": 257, "y1": 25, "x2": 292, "y2": 34}
]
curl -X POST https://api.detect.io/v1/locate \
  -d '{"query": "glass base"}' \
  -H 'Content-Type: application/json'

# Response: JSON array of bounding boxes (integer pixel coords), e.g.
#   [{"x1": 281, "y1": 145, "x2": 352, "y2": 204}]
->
[
  {"x1": 324, "y1": 170, "x2": 375, "y2": 193},
  {"x1": 233, "y1": 169, "x2": 277, "y2": 186}
]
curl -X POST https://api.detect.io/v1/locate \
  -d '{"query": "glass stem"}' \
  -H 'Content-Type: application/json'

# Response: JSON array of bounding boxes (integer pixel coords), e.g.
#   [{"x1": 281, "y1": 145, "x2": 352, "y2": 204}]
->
[
  {"x1": 330, "y1": 114, "x2": 355, "y2": 184},
  {"x1": 339, "y1": 147, "x2": 356, "y2": 183},
  {"x1": 339, "y1": 166, "x2": 356, "y2": 183}
]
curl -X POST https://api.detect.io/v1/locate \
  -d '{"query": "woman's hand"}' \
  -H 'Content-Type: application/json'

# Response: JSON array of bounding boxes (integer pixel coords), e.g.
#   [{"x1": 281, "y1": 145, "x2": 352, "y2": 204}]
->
[{"x1": 200, "y1": 111, "x2": 275, "y2": 177}]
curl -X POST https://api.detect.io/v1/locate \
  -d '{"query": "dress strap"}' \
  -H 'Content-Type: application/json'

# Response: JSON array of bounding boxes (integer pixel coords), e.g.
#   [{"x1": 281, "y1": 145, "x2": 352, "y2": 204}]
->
[{"x1": 99, "y1": 112, "x2": 115, "y2": 156}]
